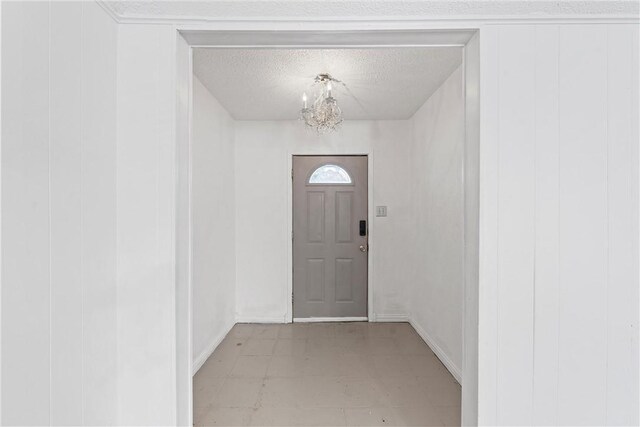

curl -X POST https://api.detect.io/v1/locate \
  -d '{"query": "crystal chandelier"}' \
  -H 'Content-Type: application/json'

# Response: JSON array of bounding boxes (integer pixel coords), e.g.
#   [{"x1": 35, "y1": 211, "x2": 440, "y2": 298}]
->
[{"x1": 300, "y1": 74, "x2": 343, "y2": 134}]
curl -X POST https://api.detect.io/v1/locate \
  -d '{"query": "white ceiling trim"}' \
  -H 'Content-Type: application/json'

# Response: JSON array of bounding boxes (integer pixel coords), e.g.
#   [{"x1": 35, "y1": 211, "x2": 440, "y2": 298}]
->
[
  {"x1": 181, "y1": 30, "x2": 475, "y2": 48},
  {"x1": 97, "y1": 1, "x2": 639, "y2": 25}
]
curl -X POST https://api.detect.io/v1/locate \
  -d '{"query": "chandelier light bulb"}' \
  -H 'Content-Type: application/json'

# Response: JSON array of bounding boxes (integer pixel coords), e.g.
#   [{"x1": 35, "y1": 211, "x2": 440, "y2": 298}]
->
[
  {"x1": 302, "y1": 92, "x2": 307, "y2": 108},
  {"x1": 326, "y1": 81, "x2": 332, "y2": 97}
]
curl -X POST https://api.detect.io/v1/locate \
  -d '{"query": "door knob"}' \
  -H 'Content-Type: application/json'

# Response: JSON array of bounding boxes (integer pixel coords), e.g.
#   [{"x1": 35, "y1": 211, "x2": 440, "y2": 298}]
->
[{"x1": 359, "y1": 244, "x2": 368, "y2": 253}]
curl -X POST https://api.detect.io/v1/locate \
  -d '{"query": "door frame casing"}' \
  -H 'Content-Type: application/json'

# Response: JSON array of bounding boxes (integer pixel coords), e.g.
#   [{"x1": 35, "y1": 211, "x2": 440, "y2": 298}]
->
[
  {"x1": 175, "y1": 28, "x2": 480, "y2": 427},
  {"x1": 289, "y1": 154, "x2": 374, "y2": 323}
]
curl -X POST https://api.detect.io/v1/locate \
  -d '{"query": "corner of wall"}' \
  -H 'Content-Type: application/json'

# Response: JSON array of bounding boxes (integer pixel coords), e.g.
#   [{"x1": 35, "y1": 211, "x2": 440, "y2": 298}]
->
[
  {"x1": 409, "y1": 315, "x2": 462, "y2": 384},
  {"x1": 406, "y1": 58, "x2": 466, "y2": 388},
  {"x1": 192, "y1": 318, "x2": 235, "y2": 375},
  {"x1": 191, "y1": 75, "x2": 239, "y2": 371}
]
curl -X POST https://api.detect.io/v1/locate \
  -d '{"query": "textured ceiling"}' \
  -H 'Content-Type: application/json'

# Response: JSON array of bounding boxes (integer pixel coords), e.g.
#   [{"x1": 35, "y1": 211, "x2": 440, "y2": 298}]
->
[
  {"x1": 102, "y1": 1, "x2": 638, "y2": 21},
  {"x1": 193, "y1": 47, "x2": 462, "y2": 121}
]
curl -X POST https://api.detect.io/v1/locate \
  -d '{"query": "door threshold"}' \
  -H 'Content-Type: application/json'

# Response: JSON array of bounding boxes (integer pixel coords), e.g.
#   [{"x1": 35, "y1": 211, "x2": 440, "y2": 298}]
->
[{"x1": 293, "y1": 317, "x2": 368, "y2": 323}]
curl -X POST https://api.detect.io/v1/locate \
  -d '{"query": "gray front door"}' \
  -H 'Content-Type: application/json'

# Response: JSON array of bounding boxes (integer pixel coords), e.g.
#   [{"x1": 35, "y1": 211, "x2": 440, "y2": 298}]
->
[{"x1": 293, "y1": 156, "x2": 368, "y2": 319}]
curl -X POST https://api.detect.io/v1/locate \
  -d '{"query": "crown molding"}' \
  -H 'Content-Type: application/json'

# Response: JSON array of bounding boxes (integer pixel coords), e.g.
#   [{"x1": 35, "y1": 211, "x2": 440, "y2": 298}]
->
[
  {"x1": 96, "y1": 1, "x2": 639, "y2": 26},
  {"x1": 96, "y1": 0, "x2": 121, "y2": 24}
]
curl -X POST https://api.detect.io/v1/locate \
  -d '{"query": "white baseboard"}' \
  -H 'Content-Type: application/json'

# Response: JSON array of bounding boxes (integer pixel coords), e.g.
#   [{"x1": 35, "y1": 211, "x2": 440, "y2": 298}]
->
[
  {"x1": 294, "y1": 316, "x2": 368, "y2": 322},
  {"x1": 374, "y1": 313, "x2": 410, "y2": 322},
  {"x1": 192, "y1": 320, "x2": 235, "y2": 375},
  {"x1": 235, "y1": 316, "x2": 285, "y2": 324},
  {"x1": 409, "y1": 317, "x2": 462, "y2": 385}
]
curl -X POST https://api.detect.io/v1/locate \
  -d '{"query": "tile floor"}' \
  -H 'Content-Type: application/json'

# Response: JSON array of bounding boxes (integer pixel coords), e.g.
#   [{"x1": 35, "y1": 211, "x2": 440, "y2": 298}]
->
[{"x1": 193, "y1": 322, "x2": 461, "y2": 426}]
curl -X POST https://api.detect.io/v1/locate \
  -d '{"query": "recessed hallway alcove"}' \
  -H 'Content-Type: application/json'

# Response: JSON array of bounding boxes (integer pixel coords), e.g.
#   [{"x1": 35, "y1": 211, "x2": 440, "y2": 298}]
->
[{"x1": 186, "y1": 35, "x2": 476, "y2": 427}]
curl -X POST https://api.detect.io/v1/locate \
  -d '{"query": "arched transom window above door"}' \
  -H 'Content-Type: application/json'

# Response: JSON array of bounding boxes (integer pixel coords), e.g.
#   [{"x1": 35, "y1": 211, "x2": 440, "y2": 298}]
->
[{"x1": 308, "y1": 164, "x2": 353, "y2": 184}]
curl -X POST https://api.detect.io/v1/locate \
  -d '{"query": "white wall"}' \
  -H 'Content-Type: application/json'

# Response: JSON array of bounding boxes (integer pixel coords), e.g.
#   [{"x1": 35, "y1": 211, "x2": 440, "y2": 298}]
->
[
  {"x1": 94, "y1": 19, "x2": 640, "y2": 427},
  {"x1": 462, "y1": 32, "x2": 480, "y2": 427},
  {"x1": 1, "y1": 1, "x2": 118, "y2": 425},
  {"x1": 234, "y1": 120, "x2": 414, "y2": 322},
  {"x1": 409, "y1": 65, "x2": 465, "y2": 382},
  {"x1": 175, "y1": 32, "x2": 192, "y2": 427},
  {"x1": 122, "y1": 22, "x2": 639, "y2": 426},
  {"x1": 478, "y1": 24, "x2": 639, "y2": 426},
  {"x1": 191, "y1": 77, "x2": 236, "y2": 372},
  {"x1": 116, "y1": 23, "x2": 177, "y2": 425},
  {"x1": 4, "y1": 10, "x2": 637, "y2": 427}
]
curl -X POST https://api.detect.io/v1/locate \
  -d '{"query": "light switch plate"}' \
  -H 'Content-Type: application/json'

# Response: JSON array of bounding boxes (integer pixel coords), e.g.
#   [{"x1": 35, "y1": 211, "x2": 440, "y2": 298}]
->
[{"x1": 376, "y1": 206, "x2": 387, "y2": 217}]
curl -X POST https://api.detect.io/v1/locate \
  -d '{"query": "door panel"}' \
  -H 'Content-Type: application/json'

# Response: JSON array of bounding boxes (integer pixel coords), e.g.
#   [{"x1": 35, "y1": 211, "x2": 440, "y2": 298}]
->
[
  {"x1": 335, "y1": 191, "x2": 354, "y2": 243},
  {"x1": 307, "y1": 192, "x2": 325, "y2": 242},
  {"x1": 293, "y1": 155, "x2": 368, "y2": 319},
  {"x1": 305, "y1": 259, "x2": 325, "y2": 302},
  {"x1": 335, "y1": 258, "x2": 354, "y2": 302}
]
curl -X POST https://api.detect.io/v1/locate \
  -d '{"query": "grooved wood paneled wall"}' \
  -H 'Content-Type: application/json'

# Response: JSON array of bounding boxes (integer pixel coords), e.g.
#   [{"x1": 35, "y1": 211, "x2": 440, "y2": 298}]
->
[
  {"x1": 479, "y1": 24, "x2": 639, "y2": 426},
  {"x1": 1, "y1": 2, "x2": 118, "y2": 425}
]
